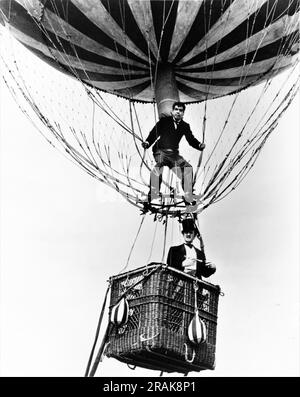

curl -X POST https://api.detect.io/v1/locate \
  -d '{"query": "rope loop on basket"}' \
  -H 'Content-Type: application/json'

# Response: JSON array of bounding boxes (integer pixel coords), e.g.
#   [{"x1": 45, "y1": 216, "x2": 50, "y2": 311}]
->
[
  {"x1": 142, "y1": 268, "x2": 151, "y2": 277},
  {"x1": 184, "y1": 343, "x2": 196, "y2": 363},
  {"x1": 123, "y1": 274, "x2": 130, "y2": 288},
  {"x1": 140, "y1": 331, "x2": 160, "y2": 342},
  {"x1": 119, "y1": 264, "x2": 163, "y2": 300}
]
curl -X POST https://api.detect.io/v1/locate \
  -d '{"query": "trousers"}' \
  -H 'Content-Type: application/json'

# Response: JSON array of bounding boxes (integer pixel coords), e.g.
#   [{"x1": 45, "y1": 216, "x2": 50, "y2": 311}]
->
[{"x1": 149, "y1": 149, "x2": 193, "y2": 199}]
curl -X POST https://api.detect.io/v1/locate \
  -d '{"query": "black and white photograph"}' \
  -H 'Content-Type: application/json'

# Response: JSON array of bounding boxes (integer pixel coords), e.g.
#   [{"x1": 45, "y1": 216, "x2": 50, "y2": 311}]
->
[{"x1": 0, "y1": 0, "x2": 299, "y2": 381}]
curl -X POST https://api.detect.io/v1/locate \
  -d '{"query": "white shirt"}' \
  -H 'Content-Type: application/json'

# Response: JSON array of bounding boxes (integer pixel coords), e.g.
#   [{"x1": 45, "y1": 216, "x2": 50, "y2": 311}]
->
[{"x1": 182, "y1": 244, "x2": 197, "y2": 274}]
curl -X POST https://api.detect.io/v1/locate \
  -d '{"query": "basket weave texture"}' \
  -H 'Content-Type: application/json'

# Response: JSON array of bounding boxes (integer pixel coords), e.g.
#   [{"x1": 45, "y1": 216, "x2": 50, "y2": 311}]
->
[{"x1": 105, "y1": 264, "x2": 220, "y2": 374}]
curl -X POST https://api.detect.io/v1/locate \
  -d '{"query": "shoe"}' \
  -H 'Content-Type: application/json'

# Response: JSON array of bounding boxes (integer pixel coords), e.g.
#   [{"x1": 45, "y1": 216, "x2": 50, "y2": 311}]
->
[
  {"x1": 183, "y1": 193, "x2": 195, "y2": 204},
  {"x1": 184, "y1": 198, "x2": 197, "y2": 206},
  {"x1": 142, "y1": 201, "x2": 151, "y2": 212},
  {"x1": 138, "y1": 193, "x2": 150, "y2": 203},
  {"x1": 184, "y1": 192, "x2": 203, "y2": 205}
]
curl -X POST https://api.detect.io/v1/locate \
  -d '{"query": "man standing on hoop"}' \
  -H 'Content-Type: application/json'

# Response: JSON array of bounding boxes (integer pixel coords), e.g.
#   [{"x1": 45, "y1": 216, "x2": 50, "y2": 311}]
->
[{"x1": 141, "y1": 102, "x2": 205, "y2": 205}]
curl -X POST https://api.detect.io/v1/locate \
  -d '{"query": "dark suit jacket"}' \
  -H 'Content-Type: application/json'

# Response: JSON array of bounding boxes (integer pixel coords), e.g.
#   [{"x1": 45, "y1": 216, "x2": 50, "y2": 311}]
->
[
  {"x1": 167, "y1": 244, "x2": 215, "y2": 279},
  {"x1": 145, "y1": 116, "x2": 201, "y2": 153}
]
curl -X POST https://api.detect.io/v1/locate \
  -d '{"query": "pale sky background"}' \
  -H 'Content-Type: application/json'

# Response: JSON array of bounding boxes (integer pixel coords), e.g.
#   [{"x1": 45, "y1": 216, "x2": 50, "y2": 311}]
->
[{"x1": 0, "y1": 38, "x2": 299, "y2": 377}]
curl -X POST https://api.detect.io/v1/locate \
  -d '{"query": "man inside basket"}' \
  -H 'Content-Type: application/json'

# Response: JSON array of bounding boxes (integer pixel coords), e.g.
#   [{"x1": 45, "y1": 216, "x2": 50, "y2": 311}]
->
[{"x1": 167, "y1": 218, "x2": 216, "y2": 279}]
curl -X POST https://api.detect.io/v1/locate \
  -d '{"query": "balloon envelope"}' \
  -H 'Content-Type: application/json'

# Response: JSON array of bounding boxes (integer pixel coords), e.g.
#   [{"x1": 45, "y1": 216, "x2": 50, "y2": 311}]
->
[
  {"x1": 0, "y1": 0, "x2": 299, "y2": 102},
  {"x1": 0, "y1": 0, "x2": 299, "y2": 216}
]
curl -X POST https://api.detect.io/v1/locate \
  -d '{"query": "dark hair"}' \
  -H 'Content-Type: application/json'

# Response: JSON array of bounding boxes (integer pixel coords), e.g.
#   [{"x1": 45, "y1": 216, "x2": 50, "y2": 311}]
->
[
  {"x1": 181, "y1": 229, "x2": 196, "y2": 234},
  {"x1": 172, "y1": 101, "x2": 186, "y2": 111}
]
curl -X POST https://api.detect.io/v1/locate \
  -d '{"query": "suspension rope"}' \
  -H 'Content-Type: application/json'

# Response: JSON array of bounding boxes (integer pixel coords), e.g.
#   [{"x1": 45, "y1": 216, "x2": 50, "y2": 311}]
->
[
  {"x1": 118, "y1": 214, "x2": 146, "y2": 275},
  {"x1": 88, "y1": 322, "x2": 113, "y2": 377},
  {"x1": 0, "y1": 1, "x2": 299, "y2": 218},
  {"x1": 84, "y1": 283, "x2": 111, "y2": 377},
  {"x1": 161, "y1": 215, "x2": 169, "y2": 263},
  {"x1": 146, "y1": 220, "x2": 159, "y2": 264}
]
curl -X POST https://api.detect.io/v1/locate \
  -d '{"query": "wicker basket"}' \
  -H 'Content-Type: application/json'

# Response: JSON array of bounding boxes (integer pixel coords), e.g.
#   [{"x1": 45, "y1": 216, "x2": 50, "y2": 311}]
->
[{"x1": 105, "y1": 263, "x2": 221, "y2": 374}]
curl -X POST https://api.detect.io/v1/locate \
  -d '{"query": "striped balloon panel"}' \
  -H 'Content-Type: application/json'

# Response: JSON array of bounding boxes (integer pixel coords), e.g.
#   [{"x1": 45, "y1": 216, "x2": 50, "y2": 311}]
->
[{"x1": 1, "y1": 0, "x2": 299, "y2": 102}]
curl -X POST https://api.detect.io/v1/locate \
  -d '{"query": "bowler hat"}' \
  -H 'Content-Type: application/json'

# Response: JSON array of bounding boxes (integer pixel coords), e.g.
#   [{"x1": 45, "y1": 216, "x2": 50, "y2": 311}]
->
[{"x1": 181, "y1": 218, "x2": 197, "y2": 233}]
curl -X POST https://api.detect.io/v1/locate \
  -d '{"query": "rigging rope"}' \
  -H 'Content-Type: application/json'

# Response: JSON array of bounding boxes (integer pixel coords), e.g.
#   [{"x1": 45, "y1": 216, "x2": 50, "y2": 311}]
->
[
  {"x1": 84, "y1": 283, "x2": 111, "y2": 377},
  {"x1": 0, "y1": 0, "x2": 298, "y2": 217},
  {"x1": 118, "y1": 214, "x2": 146, "y2": 275},
  {"x1": 161, "y1": 215, "x2": 169, "y2": 263}
]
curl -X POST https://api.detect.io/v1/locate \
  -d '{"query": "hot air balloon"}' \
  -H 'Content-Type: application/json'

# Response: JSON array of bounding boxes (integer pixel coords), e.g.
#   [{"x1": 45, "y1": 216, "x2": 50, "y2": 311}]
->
[{"x1": 0, "y1": 0, "x2": 299, "y2": 376}]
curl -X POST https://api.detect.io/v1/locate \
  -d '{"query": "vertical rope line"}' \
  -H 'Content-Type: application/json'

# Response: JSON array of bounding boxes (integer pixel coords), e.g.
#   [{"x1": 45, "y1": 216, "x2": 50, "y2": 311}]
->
[
  {"x1": 88, "y1": 323, "x2": 113, "y2": 377},
  {"x1": 195, "y1": 217, "x2": 205, "y2": 256},
  {"x1": 161, "y1": 215, "x2": 169, "y2": 263},
  {"x1": 118, "y1": 214, "x2": 146, "y2": 274},
  {"x1": 146, "y1": 220, "x2": 159, "y2": 264},
  {"x1": 84, "y1": 283, "x2": 111, "y2": 377}
]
